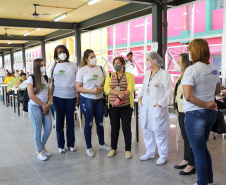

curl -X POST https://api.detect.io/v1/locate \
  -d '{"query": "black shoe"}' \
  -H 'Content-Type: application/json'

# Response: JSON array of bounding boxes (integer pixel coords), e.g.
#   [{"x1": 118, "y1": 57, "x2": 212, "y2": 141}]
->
[
  {"x1": 174, "y1": 164, "x2": 187, "y2": 169},
  {"x1": 179, "y1": 168, "x2": 196, "y2": 175}
]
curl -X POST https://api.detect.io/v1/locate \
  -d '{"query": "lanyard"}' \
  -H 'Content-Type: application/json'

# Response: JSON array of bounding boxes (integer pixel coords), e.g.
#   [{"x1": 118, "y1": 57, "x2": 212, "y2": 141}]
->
[
  {"x1": 147, "y1": 68, "x2": 160, "y2": 88},
  {"x1": 116, "y1": 72, "x2": 124, "y2": 86}
]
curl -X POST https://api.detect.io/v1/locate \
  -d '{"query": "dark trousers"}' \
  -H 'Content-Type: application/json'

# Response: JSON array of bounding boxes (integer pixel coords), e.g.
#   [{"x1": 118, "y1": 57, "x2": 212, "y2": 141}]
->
[
  {"x1": 109, "y1": 104, "x2": 133, "y2": 151},
  {"x1": 79, "y1": 95, "x2": 105, "y2": 149},
  {"x1": 53, "y1": 96, "x2": 76, "y2": 148},
  {"x1": 178, "y1": 112, "x2": 195, "y2": 166}
]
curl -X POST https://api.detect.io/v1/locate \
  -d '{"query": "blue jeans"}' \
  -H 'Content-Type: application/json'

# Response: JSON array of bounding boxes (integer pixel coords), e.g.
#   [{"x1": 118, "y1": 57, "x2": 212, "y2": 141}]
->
[
  {"x1": 79, "y1": 95, "x2": 105, "y2": 149},
  {"x1": 53, "y1": 96, "x2": 76, "y2": 148},
  {"x1": 185, "y1": 109, "x2": 217, "y2": 185},
  {"x1": 28, "y1": 103, "x2": 52, "y2": 151}
]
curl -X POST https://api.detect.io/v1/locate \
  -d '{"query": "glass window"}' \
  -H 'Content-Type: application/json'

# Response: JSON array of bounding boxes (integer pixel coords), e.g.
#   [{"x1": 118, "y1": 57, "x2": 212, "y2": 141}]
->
[
  {"x1": 147, "y1": 15, "x2": 152, "y2": 41},
  {"x1": 4, "y1": 54, "x2": 11, "y2": 72},
  {"x1": 130, "y1": 17, "x2": 145, "y2": 44},
  {"x1": 194, "y1": 1, "x2": 205, "y2": 33},
  {"x1": 212, "y1": 0, "x2": 224, "y2": 30},
  {"x1": 215, "y1": 0, "x2": 224, "y2": 9},
  {"x1": 102, "y1": 50, "x2": 114, "y2": 73},
  {"x1": 91, "y1": 29, "x2": 101, "y2": 51},
  {"x1": 81, "y1": 32, "x2": 91, "y2": 53},
  {"x1": 115, "y1": 22, "x2": 127, "y2": 46},
  {"x1": 168, "y1": 5, "x2": 191, "y2": 37}
]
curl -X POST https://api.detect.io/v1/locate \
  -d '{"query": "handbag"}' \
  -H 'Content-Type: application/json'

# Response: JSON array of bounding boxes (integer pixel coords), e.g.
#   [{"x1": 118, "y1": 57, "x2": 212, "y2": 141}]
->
[
  {"x1": 211, "y1": 110, "x2": 226, "y2": 134},
  {"x1": 50, "y1": 62, "x2": 57, "y2": 96}
]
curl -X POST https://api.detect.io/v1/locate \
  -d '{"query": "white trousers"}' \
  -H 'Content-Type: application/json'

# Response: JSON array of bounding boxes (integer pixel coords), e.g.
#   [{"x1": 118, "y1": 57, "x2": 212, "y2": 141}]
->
[{"x1": 142, "y1": 129, "x2": 168, "y2": 159}]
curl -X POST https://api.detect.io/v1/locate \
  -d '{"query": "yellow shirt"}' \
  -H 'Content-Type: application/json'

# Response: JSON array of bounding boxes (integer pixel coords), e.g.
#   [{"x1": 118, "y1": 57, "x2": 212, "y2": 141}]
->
[
  {"x1": 4, "y1": 76, "x2": 14, "y2": 84},
  {"x1": 104, "y1": 72, "x2": 135, "y2": 108},
  {"x1": 173, "y1": 74, "x2": 184, "y2": 112}
]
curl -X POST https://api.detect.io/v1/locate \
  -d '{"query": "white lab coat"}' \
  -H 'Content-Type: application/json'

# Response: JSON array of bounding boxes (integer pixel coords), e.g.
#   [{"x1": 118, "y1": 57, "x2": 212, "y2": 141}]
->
[
  {"x1": 138, "y1": 68, "x2": 173, "y2": 131},
  {"x1": 125, "y1": 60, "x2": 138, "y2": 76}
]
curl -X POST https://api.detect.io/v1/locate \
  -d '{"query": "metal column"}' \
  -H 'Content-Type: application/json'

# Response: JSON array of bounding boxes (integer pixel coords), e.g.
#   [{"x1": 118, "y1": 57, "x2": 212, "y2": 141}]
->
[
  {"x1": 162, "y1": 2, "x2": 168, "y2": 70},
  {"x1": 22, "y1": 47, "x2": 26, "y2": 73},
  {"x1": 10, "y1": 51, "x2": 14, "y2": 72},
  {"x1": 41, "y1": 40, "x2": 46, "y2": 62},
  {"x1": 75, "y1": 29, "x2": 81, "y2": 67},
  {"x1": 1, "y1": 54, "x2": 4, "y2": 68},
  {"x1": 221, "y1": 0, "x2": 226, "y2": 87}
]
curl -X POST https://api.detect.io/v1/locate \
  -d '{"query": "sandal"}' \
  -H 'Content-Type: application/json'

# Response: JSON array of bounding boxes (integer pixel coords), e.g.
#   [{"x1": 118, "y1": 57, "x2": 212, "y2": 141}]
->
[
  {"x1": 68, "y1": 147, "x2": 77, "y2": 152},
  {"x1": 59, "y1": 148, "x2": 65, "y2": 154}
]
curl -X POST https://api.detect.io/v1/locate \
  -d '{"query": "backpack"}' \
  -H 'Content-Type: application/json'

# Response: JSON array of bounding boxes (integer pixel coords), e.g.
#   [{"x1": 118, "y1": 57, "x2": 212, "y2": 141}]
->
[{"x1": 23, "y1": 75, "x2": 48, "y2": 112}]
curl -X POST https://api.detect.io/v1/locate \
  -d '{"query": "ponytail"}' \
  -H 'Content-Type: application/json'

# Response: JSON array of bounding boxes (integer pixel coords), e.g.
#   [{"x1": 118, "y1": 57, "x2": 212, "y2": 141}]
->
[{"x1": 80, "y1": 49, "x2": 94, "y2": 68}]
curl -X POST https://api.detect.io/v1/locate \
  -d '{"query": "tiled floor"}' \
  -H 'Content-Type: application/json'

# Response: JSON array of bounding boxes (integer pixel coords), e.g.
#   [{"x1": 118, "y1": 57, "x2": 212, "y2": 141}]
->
[{"x1": 0, "y1": 103, "x2": 226, "y2": 185}]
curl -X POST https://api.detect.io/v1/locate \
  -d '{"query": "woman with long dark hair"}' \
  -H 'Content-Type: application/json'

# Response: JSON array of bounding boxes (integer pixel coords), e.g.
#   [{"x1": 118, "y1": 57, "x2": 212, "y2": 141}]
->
[
  {"x1": 104, "y1": 56, "x2": 135, "y2": 159},
  {"x1": 173, "y1": 53, "x2": 195, "y2": 175},
  {"x1": 76, "y1": 49, "x2": 110, "y2": 157},
  {"x1": 51, "y1": 45, "x2": 78, "y2": 154},
  {"x1": 27, "y1": 58, "x2": 52, "y2": 161}
]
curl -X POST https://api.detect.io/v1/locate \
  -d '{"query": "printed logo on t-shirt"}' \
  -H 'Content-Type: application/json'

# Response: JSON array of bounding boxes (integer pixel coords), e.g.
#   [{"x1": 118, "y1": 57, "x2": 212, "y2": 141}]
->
[
  {"x1": 211, "y1": 70, "x2": 218, "y2": 75},
  {"x1": 42, "y1": 83, "x2": 48, "y2": 90},
  {"x1": 87, "y1": 74, "x2": 103, "y2": 82},
  {"x1": 54, "y1": 69, "x2": 72, "y2": 77}
]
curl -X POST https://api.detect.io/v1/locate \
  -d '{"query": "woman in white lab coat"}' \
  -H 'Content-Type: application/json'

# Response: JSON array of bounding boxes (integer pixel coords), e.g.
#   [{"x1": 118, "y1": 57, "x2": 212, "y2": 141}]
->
[{"x1": 138, "y1": 52, "x2": 173, "y2": 165}]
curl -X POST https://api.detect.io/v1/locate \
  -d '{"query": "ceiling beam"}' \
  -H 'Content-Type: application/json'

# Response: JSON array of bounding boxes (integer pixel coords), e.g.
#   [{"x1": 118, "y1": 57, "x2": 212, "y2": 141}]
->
[
  {"x1": 0, "y1": 18, "x2": 76, "y2": 30},
  {"x1": 116, "y1": 0, "x2": 156, "y2": 4},
  {"x1": 0, "y1": 49, "x2": 11, "y2": 52},
  {"x1": 0, "y1": 35, "x2": 43, "y2": 41},
  {"x1": 0, "y1": 44, "x2": 24, "y2": 47}
]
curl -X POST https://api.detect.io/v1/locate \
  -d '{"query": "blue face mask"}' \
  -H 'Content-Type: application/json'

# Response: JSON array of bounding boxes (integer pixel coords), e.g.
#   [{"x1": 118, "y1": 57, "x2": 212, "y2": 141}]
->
[{"x1": 114, "y1": 65, "x2": 123, "y2": 72}]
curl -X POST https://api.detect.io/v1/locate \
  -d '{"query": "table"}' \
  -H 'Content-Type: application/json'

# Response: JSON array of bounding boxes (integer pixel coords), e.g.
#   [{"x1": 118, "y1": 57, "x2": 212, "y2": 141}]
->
[{"x1": 1, "y1": 84, "x2": 9, "y2": 106}]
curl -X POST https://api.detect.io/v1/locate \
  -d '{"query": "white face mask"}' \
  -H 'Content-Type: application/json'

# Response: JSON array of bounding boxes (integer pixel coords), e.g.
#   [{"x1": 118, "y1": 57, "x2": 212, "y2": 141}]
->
[
  {"x1": 90, "y1": 58, "x2": 97, "y2": 66},
  {"x1": 189, "y1": 52, "x2": 192, "y2": 61},
  {"x1": 174, "y1": 63, "x2": 181, "y2": 72},
  {"x1": 58, "y1": 53, "x2": 67, "y2": 61},
  {"x1": 40, "y1": 67, "x2": 46, "y2": 74}
]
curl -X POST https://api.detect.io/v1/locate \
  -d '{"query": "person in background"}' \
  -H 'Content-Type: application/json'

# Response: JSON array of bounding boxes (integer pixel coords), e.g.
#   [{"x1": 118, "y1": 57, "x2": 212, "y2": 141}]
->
[
  {"x1": 182, "y1": 39, "x2": 221, "y2": 185},
  {"x1": 104, "y1": 56, "x2": 135, "y2": 159},
  {"x1": 125, "y1": 52, "x2": 138, "y2": 76},
  {"x1": 173, "y1": 53, "x2": 195, "y2": 175},
  {"x1": 27, "y1": 58, "x2": 52, "y2": 161},
  {"x1": 51, "y1": 45, "x2": 78, "y2": 154},
  {"x1": 14, "y1": 73, "x2": 27, "y2": 88},
  {"x1": 138, "y1": 52, "x2": 173, "y2": 165},
  {"x1": 4, "y1": 72, "x2": 14, "y2": 85},
  {"x1": 76, "y1": 49, "x2": 110, "y2": 157},
  {"x1": 9, "y1": 71, "x2": 21, "y2": 89}
]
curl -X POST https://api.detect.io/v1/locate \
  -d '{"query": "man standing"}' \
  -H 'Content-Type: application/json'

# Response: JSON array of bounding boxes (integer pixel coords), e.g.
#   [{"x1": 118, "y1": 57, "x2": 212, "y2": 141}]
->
[{"x1": 125, "y1": 52, "x2": 138, "y2": 76}]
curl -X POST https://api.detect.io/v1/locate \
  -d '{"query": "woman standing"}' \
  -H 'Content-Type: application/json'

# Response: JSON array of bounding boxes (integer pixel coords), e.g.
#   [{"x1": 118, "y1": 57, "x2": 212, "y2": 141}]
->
[
  {"x1": 104, "y1": 56, "x2": 135, "y2": 159},
  {"x1": 51, "y1": 45, "x2": 78, "y2": 154},
  {"x1": 182, "y1": 39, "x2": 221, "y2": 185},
  {"x1": 27, "y1": 58, "x2": 52, "y2": 161},
  {"x1": 76, "y1": 49, "x2": 110, "y2": 157},
  {"x1": 138, "y1": 52, "x2": 173, "y2": 165},
  {"x1": 173, "y1": 54, "x2": 195, "y2": 175}
]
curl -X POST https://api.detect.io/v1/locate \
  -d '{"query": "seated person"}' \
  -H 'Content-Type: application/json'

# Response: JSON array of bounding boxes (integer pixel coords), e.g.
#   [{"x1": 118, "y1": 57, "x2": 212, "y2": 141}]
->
[
  {"x1": 14, "y1": 73, "x2": 27, "y2": 88},
  {"x1": 9, "y1": 71, "x2": 21, "y2": 89},
  {"x1": 4, "y1": 72, "x2": 14, "y2": 85}
]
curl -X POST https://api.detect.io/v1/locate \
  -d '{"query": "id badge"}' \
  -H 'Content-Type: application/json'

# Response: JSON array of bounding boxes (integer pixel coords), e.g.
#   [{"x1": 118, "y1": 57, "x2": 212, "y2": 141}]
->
[
  {"x1": 116, "y1": 86, "x2": 120, "y2": 91},
  {"x1": 146, "y1": 88, "x2": 150, "y2": 94}
]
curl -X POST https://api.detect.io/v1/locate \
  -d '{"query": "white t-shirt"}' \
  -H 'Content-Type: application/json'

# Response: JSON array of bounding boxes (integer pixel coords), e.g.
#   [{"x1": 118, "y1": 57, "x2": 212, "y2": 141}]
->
[
  {"x1": 182, "y1": 62, "x2": 220, "y2": 113},
  {"x1": 27, "y1": 76, "x2": 49, "y2": 105},
  {"x1": 125, "y1": 60, "x2": 138, "y2": 76},
  {"x1": 50, "y1": 62, "x2": 77, "y2": 99},
  {"x1": 76, "y1": 65, "x2": 106, "y2": 100}
]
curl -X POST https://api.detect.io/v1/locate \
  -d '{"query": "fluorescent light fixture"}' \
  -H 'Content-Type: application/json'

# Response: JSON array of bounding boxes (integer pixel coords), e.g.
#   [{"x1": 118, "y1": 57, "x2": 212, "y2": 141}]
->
[
  {"x1": 36, "y1": 28, "x2": 41, "y2": 30},
  {"x1": 87, "y1": 0, "x2": 100, "y2": 5},
  {"x1": 8, "y1": 41, "x2": 12, "y2": 44},
  {"x1": 23, "y1": 32, "x2": 30, "y2": 36},
  {"x1": 53, "y1": 13, "x2": 67, "y2": 22}
]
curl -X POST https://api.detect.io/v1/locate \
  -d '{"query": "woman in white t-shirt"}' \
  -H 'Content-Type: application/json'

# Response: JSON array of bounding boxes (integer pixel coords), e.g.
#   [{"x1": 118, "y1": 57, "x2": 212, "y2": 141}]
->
[
  {"x1": 27, "y1": 58, "x2": 52, "y2": 161},
  {"x1": 51, "y1": 45, "x2": 78, "y2": 154},
  {"x1": 76, "y1": 49, "x2": 111, "y2": 157},
  {"x1": 182, "y1": 39, "x2": 222, "y2": 185}
]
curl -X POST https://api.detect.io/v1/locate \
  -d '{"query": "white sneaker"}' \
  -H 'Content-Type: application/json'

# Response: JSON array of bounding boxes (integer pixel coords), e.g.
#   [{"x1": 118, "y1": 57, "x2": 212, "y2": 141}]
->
[
  {"x1": 37, "y1": 151, "x2": 48, "y2": 161},
  {"x1": 86, "y1": 148, "x2": 95, "y2": 157},
  {"x1": 140, "y1": 153, "x2": 155, "y2": 161},
  {"x1": 156, "y1": 157, "x2": 167, "y2": 165},
  {"x1": 99, "y1": 144, "x2": 111, "y2": 151},
  {"x1": 42, "y1": 148, "x2": 51, "y2": 157}
]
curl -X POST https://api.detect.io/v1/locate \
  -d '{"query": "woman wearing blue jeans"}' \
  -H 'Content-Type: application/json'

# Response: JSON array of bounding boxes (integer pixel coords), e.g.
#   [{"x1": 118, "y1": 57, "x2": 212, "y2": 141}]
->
[
  {"x1": 182, "y1": 39, "x2": 222, "y2": 185},
  {"x1": 76, "y1": 49, "x2": 110, "y2": 157},
  {"x1": 27, "y1": 58, "x2": 52, "y2": 161},
  {"x1": 51, "y1": 45, "x2": 78, "y2": 154}
]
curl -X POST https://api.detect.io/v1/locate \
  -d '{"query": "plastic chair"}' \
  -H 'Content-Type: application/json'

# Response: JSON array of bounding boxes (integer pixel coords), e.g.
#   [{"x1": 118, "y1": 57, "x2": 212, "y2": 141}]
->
[{"x1": 75, "y1": 106, "x2": 82, "y2": 132}]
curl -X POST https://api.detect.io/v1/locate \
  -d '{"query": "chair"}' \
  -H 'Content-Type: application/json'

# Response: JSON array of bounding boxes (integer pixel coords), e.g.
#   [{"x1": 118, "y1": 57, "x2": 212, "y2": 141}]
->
[{"x1": 75, "y1": 106, "x2": 82, "y2": 132}]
